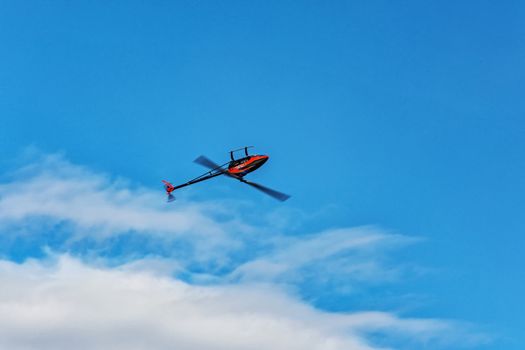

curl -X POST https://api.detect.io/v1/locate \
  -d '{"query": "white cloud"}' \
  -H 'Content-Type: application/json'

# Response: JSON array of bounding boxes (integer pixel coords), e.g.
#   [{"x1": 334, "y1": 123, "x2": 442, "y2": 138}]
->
[
  {"x1": 0, "y1": 153, "x2": 490, "y2": 349},
  {"x1": 0, "y1": 255, "x2": 462, "y2": 350}
]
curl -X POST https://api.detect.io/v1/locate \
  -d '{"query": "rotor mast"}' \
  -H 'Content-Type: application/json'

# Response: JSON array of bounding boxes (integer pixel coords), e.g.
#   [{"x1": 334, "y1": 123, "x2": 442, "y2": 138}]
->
[{"x1": 230, "y1": 146, "x2": 253, "y2": 160}]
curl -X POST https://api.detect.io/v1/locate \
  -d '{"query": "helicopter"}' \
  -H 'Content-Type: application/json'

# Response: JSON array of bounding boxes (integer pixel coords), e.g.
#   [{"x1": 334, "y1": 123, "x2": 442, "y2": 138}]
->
[{"x1": 162, "y1": 146, "x2": 290, "y2": 202}]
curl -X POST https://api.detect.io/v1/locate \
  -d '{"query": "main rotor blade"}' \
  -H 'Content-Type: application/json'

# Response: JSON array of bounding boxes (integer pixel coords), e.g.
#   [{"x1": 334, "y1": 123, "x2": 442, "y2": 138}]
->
[
  {"x1": 194, "y1": 155, "x2": 238, "y2": 179},
  {"x1": 194, "y1": 155, "x2": 222, "y2": 171},
  {"x1": 241, "y1": 180, "x2": 290, "y2": 202}
]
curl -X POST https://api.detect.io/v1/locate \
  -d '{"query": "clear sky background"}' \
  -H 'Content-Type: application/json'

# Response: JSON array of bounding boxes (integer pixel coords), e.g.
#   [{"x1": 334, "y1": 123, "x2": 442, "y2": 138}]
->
[{"x1": 1, "y1": 1, "x2": 524, "y2": 349}]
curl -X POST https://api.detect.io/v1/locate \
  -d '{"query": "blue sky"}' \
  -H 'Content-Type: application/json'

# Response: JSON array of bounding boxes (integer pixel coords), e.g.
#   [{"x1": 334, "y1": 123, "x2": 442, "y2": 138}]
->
[{"x1": 1, "y1": 1, "x2": 524, "y2": 349}]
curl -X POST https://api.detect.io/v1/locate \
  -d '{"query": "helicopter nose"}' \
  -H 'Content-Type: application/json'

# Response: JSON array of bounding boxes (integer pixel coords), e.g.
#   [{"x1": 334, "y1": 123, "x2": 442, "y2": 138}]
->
[{"x1": 252, "y1": 155, "x2": 269, "y2": 167}]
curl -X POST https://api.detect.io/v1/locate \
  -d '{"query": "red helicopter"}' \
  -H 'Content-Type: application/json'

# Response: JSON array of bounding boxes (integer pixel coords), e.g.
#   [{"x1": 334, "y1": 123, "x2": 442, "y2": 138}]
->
[{"x1": 162, "y1": 147, "x2": 290, "y2": 202}]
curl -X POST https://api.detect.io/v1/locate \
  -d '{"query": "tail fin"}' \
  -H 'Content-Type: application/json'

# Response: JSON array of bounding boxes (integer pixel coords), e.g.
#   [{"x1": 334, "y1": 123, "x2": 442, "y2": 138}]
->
[
  {"x1": 162, "y1": 180, "x2": 174, "y2": 191},
  {"x1": 162, "y1": 180, "x2": 176, "y2": 202}
]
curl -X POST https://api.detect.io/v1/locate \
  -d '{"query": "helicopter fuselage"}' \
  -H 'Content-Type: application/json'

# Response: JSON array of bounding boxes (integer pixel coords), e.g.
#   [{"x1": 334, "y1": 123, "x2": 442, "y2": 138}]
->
[{"x1": 228, "y1": 154, "x2": 269, "y2": 177}]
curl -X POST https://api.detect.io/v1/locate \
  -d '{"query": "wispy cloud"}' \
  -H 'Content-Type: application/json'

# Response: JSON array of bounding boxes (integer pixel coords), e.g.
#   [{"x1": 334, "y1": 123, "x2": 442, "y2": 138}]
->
[
  {"x1": 0, "y1": 154, "x2": 241, "y2": 237},
  {"x1": 0, "y1": 154, "x2": 417, "y2": 283},
  {"x1": 228, "y1": 227, "x2": 421, "y2": 285},
  {"x1": 0, "y1": 154, "x2": 248, "y2": 264}
]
